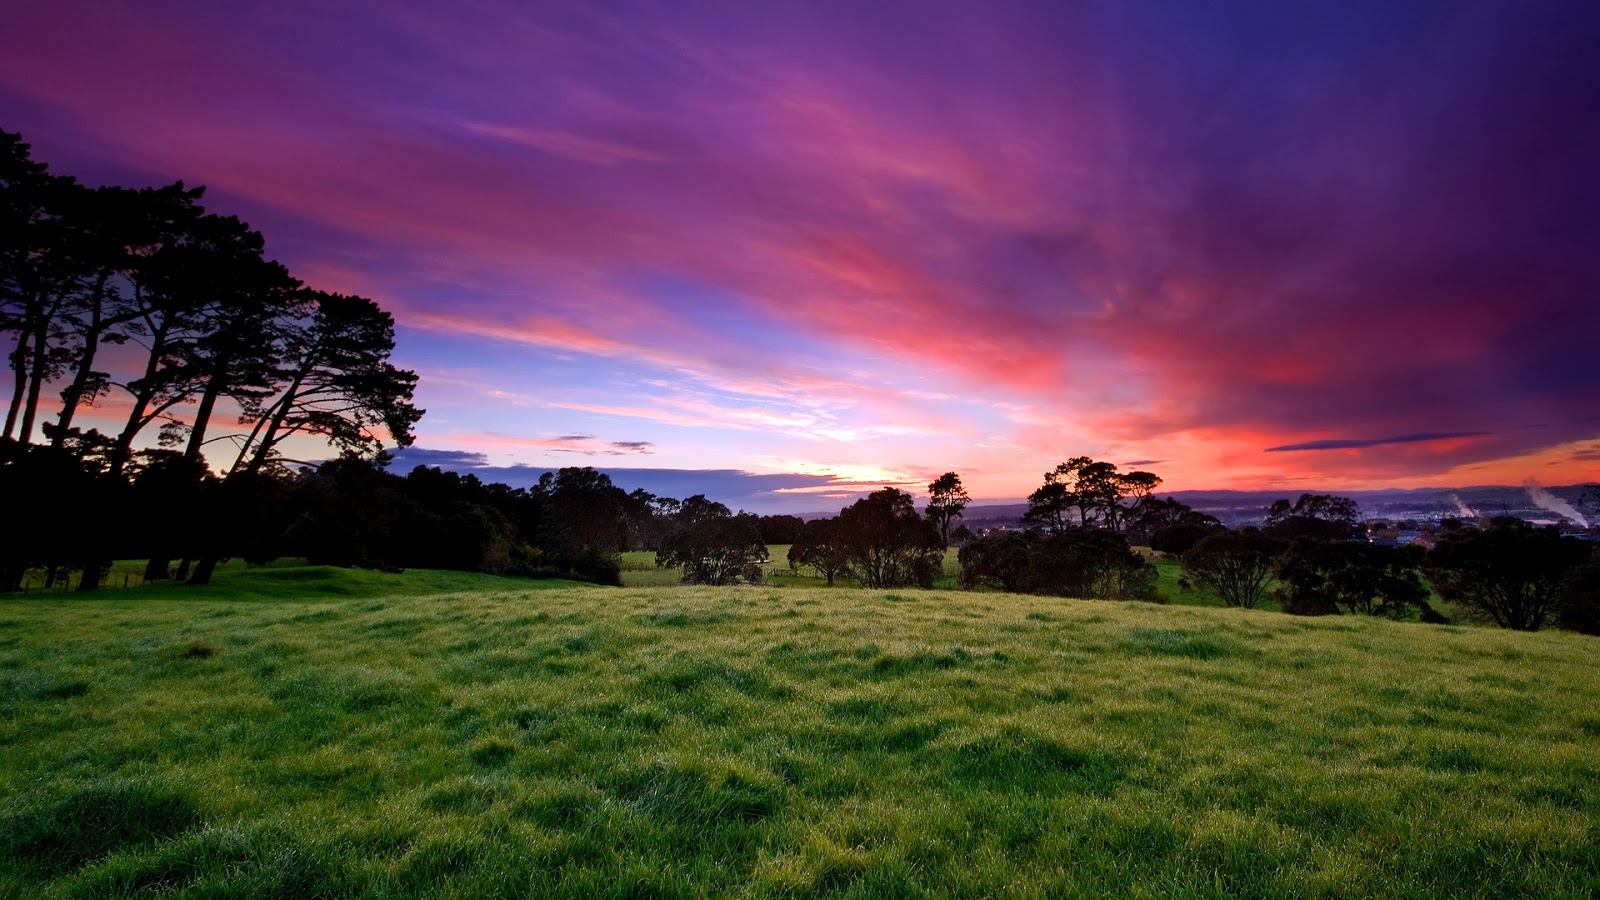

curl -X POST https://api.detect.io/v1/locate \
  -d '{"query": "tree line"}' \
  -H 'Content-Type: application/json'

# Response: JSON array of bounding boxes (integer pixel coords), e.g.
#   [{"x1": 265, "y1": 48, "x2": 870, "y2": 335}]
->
[{"x1": 5, "y1": 128, "x2": 1597, "y2": 633}]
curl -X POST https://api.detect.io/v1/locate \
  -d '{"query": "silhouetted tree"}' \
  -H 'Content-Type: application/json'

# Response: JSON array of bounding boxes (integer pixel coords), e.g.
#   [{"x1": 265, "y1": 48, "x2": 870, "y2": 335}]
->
[
  {"x1": 958, "y1": 531, "x2": 1033, "y2": 592},
  {"x1": 1027, "y1": 528, "x2": 1156, "y2": 600},
  {"x1": 1124, "y1": 496, "x2": 1219, "y2": 546},
  {"x1": 1557, "y1": 546, "x2": 1600, "y2": 635},
  {"x1": 230, "y1": 290, "x2": 421, "y2": 475},
  {"x1": 675, "y1": 494, "x2": 731, "y2": 527},
  {"x1": 836, "y1": 488, "x2": 944, "y2": 588},
  {"x1": 1182, "y1": 528, "x2": 1284, "y2": 609},
  {"x1": 1149, "y1": 522, "x2": 1223, "y2": 557},
  {"x1": 1, "y1": 131, "x2": 82, "y2": 446},
  {"x1": 657, "y1": 511, "x2": 767, "y2": 585},
  {"x1": 1264, "y1": 494, "x2": 1361, "y2": 541},
  {"x1": 1275, "y1": 539, "x2": 1431, "y2": 619},
  {"x1": 756, "y1": 514, "x2": 804, "y2": 545},
  {"x1": 925, "y1": 471, "x2": 970, "y2": 547},
  {"x1": 1023, "y1": 457, "x2": 1159, "y2": 532},
  {"x1": 1424, "y1": 525, "x2": 1591, "y2": 631},
  {"x1": 789, "y1": 517, "x2": 852, "y2": 585}
]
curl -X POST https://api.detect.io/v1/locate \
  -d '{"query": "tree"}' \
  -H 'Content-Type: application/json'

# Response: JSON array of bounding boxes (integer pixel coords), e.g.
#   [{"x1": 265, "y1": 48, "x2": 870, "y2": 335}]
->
[
  {"x1": 925, "y1": 471, "x2": 970, "y2": 547},
  {"x1": 836, "y1": 488, "x2": 944, "y2": 588},
  {"x1": 1424, "y1": 525, "x2": 1591, "y2": 631},
  {"x1": 958, "y1": 530, "x2": 1033, "y2": 593},
  {"x1": 1557, "y1": 546, "x2": 1600, "y2": 635},
  {"x1": 1126, "y1": 497, "x2": 1220, "y2": 547},
  {"x1": 229, "y1": 290, "x2": 421, "y2": 476},
  {"x1": 756, "y1": 514, "x2": 804, "y2": 545},
  {"x1": 535, "y1": 467, "x2": 630, "y2": 557},
  {"x1": 1, "y1": 132, "x2": 82, "y2": 446},
  {"x1": 1022, "y1": 457, "x2": 1159, "y2": 532},
  {"x1": 161, "y1": 214, "x2": 304, "y2": 468},
  {"x1": 1264, "y1": 494, "x2": 1361, "y2": 541},
  {"x1": 1149, "y1": 522, "x2": 1222, "y2": 557},
  {"x1": 1182, "y1": 528, "x2": 1284, "y2": 609},
  {"x1": 789, "y1": 517, "x2": 852, "y2": 585},
  {"x1": 656, "y1": 511, "x2": 767, "y2": 585},
  {"x1": 1027, "y1": 528, "x2": 1156, "y2": 601},
  {"x1": 1275, "y1": 539, "x2": 1431, "y2": 619},
  {"x1": 1021, "y1": 478, "x2": 1072, "y2": 533},
  {"x1": 48, "y1": 184, "x2": 200, "y2": 449},
  {"x1": 675, "y1": 494, "x2": 731, "y2": 527}
]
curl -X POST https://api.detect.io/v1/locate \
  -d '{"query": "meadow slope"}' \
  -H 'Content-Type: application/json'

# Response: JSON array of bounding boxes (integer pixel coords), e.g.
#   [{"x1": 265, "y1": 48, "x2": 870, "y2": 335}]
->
[{"x1": 2, "y1": 568, "x2": 1598, "y2": 897}]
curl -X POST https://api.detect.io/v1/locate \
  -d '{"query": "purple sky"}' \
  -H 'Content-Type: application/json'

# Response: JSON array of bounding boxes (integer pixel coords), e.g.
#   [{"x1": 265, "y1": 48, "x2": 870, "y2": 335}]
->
[{"x1": 4, "y1": 0, "x2": 1598, "y2": 512}]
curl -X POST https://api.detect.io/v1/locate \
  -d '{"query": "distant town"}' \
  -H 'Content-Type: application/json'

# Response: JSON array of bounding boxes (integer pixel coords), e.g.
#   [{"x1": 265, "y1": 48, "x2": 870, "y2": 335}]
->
[{"x1": 954, "y1": 484, "x2": 1599, "y2": 546}]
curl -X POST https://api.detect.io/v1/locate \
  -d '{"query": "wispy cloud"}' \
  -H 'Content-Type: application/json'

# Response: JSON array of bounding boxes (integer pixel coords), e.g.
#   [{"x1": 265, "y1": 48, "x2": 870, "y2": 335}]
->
[{"x1": 1265, "y1": 433, "x2": 1493, "y2": 453}]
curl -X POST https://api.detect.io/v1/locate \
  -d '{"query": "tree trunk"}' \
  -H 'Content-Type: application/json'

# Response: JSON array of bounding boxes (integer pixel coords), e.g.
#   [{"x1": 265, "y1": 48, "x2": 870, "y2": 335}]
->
[
  {"x1": 186, "y1": 555, "x2": 217, "y2": 586},
  {"x1": 4, "y1": 329, "x2": 28, "y2": 440},
  {"x1": 144, "y1": 557, "x2": 172, "y2": 581},
  {"x1": 53, "y1": 274, "x2": 114, "y2": 447},
  {"x1": 17, "y1": 309, "x2": 56, "y2": 446},
  {"x1": 175, "y1": 557, "x2": 191, "y2": 581},
  {"x1": 109, "y1": 330, "x2": 167, "y2": 474},
  {"x1": 77, "y1": 563, "x2": 104, "y2": 592},
  {"x1": 183, "y1": 365, "x2": 227, "y2": 465}
]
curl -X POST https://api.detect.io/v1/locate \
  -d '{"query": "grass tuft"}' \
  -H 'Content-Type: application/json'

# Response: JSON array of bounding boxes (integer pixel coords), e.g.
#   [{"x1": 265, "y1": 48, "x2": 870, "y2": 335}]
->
[{"x1": 0, "y1": 779, "x2": 201, "y2": 875}]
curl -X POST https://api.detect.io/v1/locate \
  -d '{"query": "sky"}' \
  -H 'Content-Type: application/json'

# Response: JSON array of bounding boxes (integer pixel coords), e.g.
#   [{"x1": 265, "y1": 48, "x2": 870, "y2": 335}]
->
[{"x1": 3, "y1": 0, "x2": 1598, "y2": 513}]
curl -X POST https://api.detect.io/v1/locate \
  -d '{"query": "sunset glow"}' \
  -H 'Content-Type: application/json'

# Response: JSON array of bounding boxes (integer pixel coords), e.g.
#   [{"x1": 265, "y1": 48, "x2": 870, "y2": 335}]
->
[{"x1": 4, "y1": 1, "x2": 1597, "y2": 511}]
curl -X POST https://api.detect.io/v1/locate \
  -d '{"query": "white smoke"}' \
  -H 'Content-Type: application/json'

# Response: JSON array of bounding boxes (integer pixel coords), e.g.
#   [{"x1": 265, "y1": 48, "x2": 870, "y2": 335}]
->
[
  {"x1": 1449, "y1": 493, "x2": 1477, "y2": 519},
  {"x1": 1525, "y1": 484, "x2": 1590, "y2": 528}
]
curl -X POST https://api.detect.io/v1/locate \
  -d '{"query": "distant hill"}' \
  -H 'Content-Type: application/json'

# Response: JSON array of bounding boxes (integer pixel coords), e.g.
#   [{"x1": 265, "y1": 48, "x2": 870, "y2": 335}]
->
[{"x1": 951, "y1": 484, "x2": 1597, "y2": 530}]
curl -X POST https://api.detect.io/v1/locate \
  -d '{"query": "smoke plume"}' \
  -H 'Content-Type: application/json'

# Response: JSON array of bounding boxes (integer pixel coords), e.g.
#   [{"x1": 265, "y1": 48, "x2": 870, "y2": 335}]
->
[
  {"x1": 1449, "y1": 494, "x2": 1477, "y2": 519},
  {"x1": 1525, "y1": 484, "x2": 1590, "y2": 528}
]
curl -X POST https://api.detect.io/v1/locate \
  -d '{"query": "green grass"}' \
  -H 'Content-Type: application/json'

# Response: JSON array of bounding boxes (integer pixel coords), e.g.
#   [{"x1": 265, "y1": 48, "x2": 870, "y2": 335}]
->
[
  {"x1": 627, "y1": 545, "x2": 963, "y2": 590},
  {"x1": 3, "y1": 567, "x2": 1598, "y2": 896}
]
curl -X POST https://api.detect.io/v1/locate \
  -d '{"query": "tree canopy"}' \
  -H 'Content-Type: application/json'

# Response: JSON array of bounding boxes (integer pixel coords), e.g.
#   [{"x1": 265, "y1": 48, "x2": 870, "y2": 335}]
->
[
  {"x1": 925, "y1": 471, "x2": 970, "y2": 547},
  {"x1": 836, "y1": 488, "x2": 944, "y2": 589}
]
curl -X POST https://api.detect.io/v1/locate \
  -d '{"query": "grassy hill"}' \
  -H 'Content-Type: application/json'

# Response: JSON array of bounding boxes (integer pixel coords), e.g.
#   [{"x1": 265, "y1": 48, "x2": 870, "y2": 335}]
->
[{"x1": 2, "y1": 567, "x2": 1597, "y2": 897}]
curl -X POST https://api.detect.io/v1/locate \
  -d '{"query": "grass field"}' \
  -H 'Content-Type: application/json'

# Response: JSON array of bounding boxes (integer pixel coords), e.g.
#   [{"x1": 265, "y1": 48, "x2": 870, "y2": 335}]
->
[{"x1": 3, "y1": 566, "x2": 1598, "y2": 897}]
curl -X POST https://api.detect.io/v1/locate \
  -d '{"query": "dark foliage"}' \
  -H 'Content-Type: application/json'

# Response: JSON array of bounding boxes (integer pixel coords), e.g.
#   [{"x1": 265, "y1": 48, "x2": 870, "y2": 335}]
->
[
  {"x1": 1424, "y1": 525, "x2": 1592, "y2": 631},
  {"x1": 1149, "y1": 522, "x2": 1222, "y2": 557},
  {"x1": 925, "y1": 471, "x2": 970, "y2": 547},
  {"x1": 755, "y1": 514, "x2": 804, "y2": 545},
  {"x1": 1275, "y1": 539, "x2": 1431, "y2": 619},
  {"x1": 1124, "y1": 497, "x2": 1221, "y2": 547},
  {"x1": 1182, "y1": 528, "x2": 1284, "y2": 609},
  {"x1": 657, "y1": 511, "x2": 768, "y2": 585},
  {"x1": 1023, "y1": 458, "x2": 1163, "y2": 534},
  {"x1": 788, "y1": 517, "x2": 853, "y2": 585},
  {"x1": 1264, "y1": 494, "x2": 1361, "y2": 541},
  {"x1": 958, "y1": 531, "x2": 1033, "y2": 593},
  {"x1": 959, "y1": 528, "x2": 1156, "y2": 600},
  {"x1": 1557, "y1": 546, "x2": 1600, "y2": 635},
  {"x1": 1027, "y1": 529, "x2": 1157, "y2": 601},
  {"x1": 836, "y1": 488, "x2": 944, "y2": 588}
]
